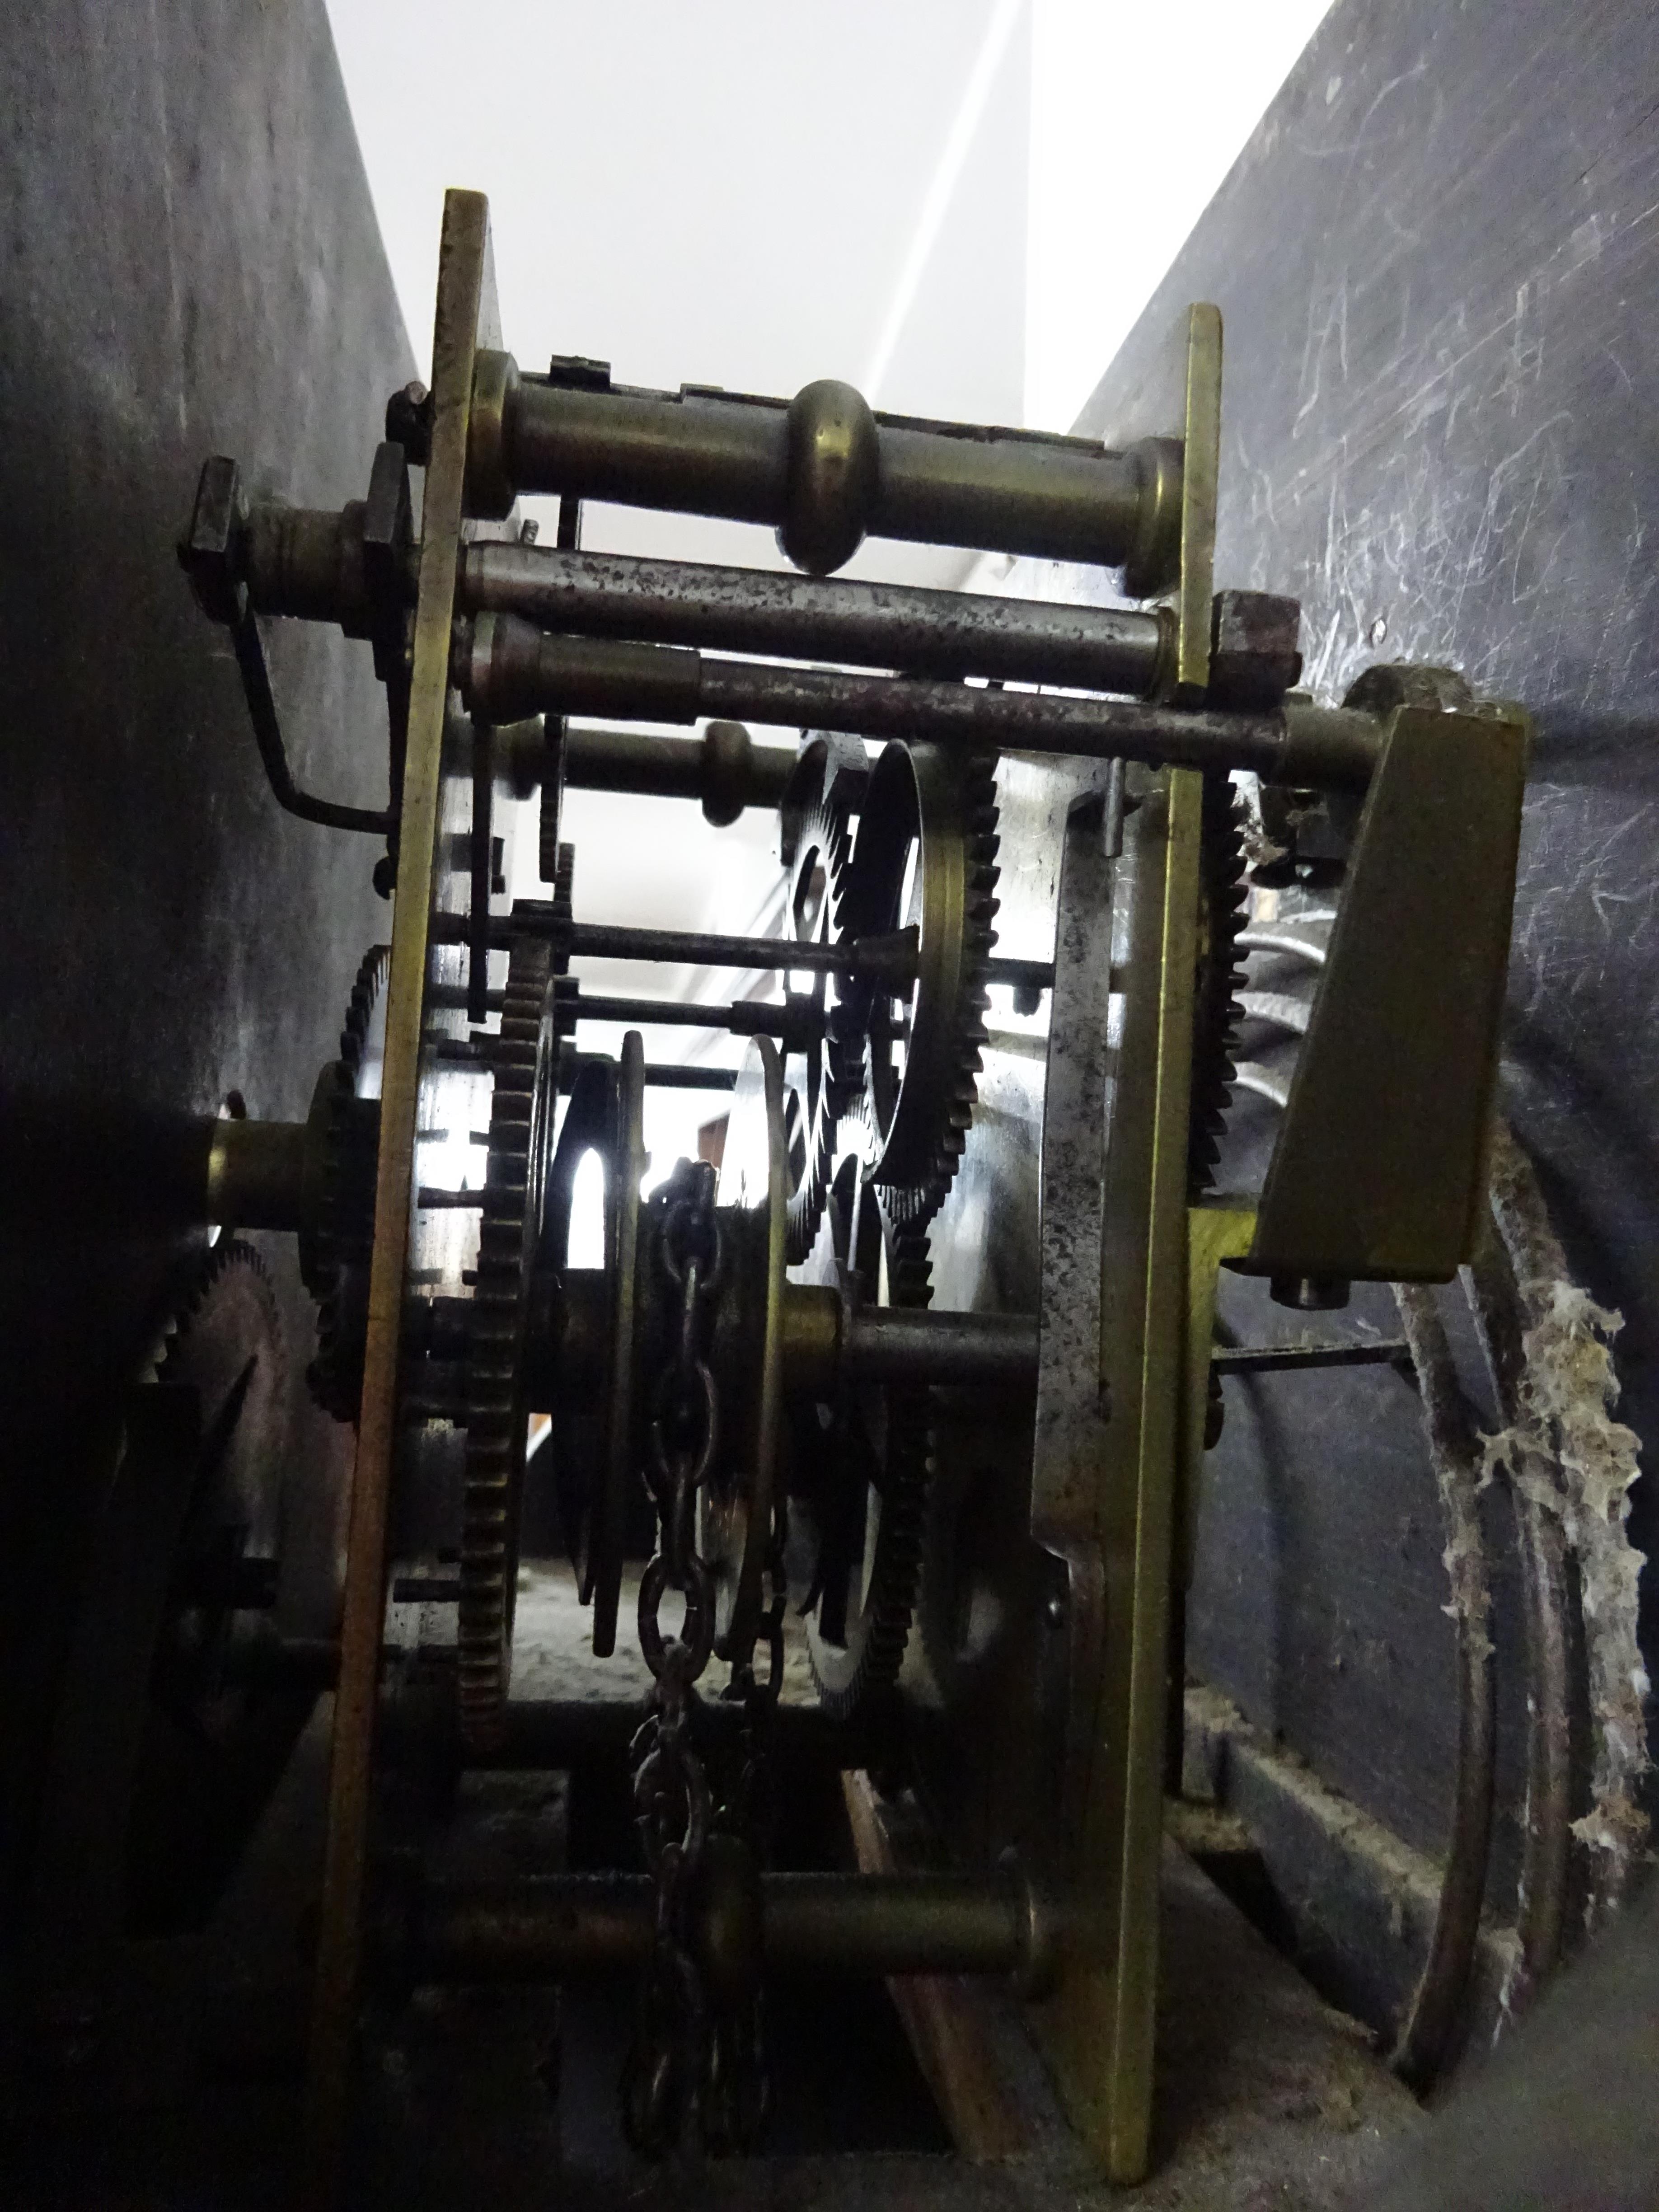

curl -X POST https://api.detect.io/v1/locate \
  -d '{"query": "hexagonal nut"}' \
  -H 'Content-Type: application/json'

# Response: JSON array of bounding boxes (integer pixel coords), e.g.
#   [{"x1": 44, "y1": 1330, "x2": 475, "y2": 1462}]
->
[
  {"x1": 177, "y1": 455, "x2": 247, "y2": 626},
  {"x1": 1208, "y1": 588, "x2": 1303, "y2": 707}
]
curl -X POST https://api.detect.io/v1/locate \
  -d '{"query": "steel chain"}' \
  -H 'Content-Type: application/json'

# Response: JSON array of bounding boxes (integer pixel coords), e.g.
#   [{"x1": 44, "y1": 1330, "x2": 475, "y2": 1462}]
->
[
  {"x1": 625, "y1": 1156, "x2": 761, "y2": 2160},
  {"x1": 701, "y1": 1495, "x2": 787, "y2": 2149},
  {"x1": 621, "y1": 1159, "x2": 794, "y2": 2158}
]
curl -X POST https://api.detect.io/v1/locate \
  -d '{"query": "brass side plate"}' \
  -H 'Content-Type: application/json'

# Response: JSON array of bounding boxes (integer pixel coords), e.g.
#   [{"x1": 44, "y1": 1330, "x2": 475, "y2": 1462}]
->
[
  {"x1": 300, "y1": 186, "x2": 501, "y2": 2205},
  {"x1": 1097, "y1": 301, "x2": 1223, "y2": 698},
  {"x1": 1033, "y1": 766, "x2": 1204, "y2": 2182},
  {"x1": 1173, "y1": 304, "x2": 1222, "y2": 699}
]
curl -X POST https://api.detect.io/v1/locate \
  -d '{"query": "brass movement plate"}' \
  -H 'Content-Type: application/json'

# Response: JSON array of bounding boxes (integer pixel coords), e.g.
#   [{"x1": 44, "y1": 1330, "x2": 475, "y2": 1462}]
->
[
  {"x1": 300, "y1": 187, "x2": 501, "y2": 2205},
  {"x1": 1173, "y1": 304, "x2": 1222, "y2": 699},
  {"x1": 1034, "y1": 766, "x2": 1204, "y2": 2183},
  {"x1": 1095, "y1": 301, "x2": 1223, "y2": 700}
]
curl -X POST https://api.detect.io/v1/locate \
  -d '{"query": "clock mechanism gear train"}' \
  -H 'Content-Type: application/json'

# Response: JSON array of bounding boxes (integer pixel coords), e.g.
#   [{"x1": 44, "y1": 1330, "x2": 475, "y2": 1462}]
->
[{"x1": 49, "y1": 191, "x2": 1536, "y2": 2194}]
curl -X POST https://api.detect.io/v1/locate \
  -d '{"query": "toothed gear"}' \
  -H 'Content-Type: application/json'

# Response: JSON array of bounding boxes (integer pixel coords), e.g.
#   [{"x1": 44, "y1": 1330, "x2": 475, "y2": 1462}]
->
[
  {"x1": 155, "y1": 1237, "x2": 290, "y2": 1568},
  {"x1": 783, "y1": 738, "x2": 859, "y2": 1263},
  {"x1": 548, "y1": 845, "x2": 579, "y2": 1053},
  {"x1": 1188, "y1": 773, "x2": 1249, "y2": 1195},
  {"x1": 37, "y1": 1239, "x2": 296, "y2": 1945},
  {"x1": 539, "y1": 713, "x2": 568, "y2": 882},
  {"x1": 551, "y1": 841, "x2": 576, "y2": 968},
  {"x1": 844, "y1": 742, "x2": 999, "y2": 1231},
  {"x1": 304, "y1": 943, "x2": 389, "y2": 1419},
  {"x1": 805, "y1": 1189, "x2": 936, "y2": 1720},
  {"x1": 459, "y1": 933, "x2": 558, "y2": 1750},
  {"x1": 550, "y1": 839, "x2": 580, "y2": 1043}
]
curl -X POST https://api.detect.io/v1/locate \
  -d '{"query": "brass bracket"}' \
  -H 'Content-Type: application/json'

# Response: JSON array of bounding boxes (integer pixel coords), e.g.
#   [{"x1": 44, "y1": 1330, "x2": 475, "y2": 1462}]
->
[{"x1": 1246, "y1": 701, "x2": 1529, "y2": 1289}]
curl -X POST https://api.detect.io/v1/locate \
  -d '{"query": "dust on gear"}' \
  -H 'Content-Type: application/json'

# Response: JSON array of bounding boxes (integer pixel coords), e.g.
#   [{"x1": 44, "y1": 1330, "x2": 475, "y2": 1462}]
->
[
  {"x1": 781, "y1": 736, "x2": 860, "y2": 1264},
  {"x1": 804, "y1": 1187, "x2": 936, "y2": 1722},
  {"x1": 458, "y1": 932, "x2": 558, "y2": 1751},
  {"x1": 843, "y1": 742, "x2": 999, "y2": 1233},
  {"x1": 1188, "y1": 771, "x2": 1249, "y2": 1195},
  {"x1": 303, "y1": 942, "x2": 389, "y2": 1419}
]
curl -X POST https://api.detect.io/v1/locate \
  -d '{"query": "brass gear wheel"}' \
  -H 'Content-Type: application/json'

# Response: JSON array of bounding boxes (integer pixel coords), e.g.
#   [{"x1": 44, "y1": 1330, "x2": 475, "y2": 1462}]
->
[
  {"x1": 782, "y1": 736, "x2": 860, "y2": 1263},
  {"x1": 804, "y1": 1186, "x2": 936, "y2": 1721},
  {"x1": 458, "y1": 932, "x2": 558, "y2": 1750},
  {"x1": 844, "y1": 742, "x2": 999, "y2": 1230},
  {"x1": 303, "y1": 943, "x2": 389, "y2": 1419}
]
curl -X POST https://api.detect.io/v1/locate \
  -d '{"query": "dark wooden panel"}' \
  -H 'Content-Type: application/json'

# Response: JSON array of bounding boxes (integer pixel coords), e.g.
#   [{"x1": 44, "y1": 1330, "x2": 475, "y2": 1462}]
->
[
  {"x1": 0, "y1": 0, "x2": 412, "y2": 1916},
  {"x1": 1075, "y1": 0, "x2": 1658, "y2": 1855}
]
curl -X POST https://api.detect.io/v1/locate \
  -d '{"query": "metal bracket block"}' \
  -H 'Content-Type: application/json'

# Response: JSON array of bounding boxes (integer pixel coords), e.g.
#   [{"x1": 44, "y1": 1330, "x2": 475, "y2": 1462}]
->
[{"x1": 1247, "y1": 702, "x2": 1529, "y2": 1289}]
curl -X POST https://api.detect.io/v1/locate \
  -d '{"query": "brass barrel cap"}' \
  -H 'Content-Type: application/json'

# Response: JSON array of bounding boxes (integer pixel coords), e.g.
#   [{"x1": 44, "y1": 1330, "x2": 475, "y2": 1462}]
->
[
  {"x1": 1123, "y1": 435, "x2": 1184, "y2": 600},
  {"x1": 467, "y1": 347, "x2": 521, "y2": 521},
  {"x1": 1001, "y1": 1849, "x2": 1064, "y2": 2000}
]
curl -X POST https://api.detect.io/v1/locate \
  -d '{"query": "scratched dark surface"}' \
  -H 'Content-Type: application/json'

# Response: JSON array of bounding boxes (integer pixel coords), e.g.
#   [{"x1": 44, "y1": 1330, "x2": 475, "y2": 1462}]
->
[
  {"x1": 0, "y1": 0, "x2": 411, "y2": 1938},
  {"x1": 1075, "y1": 0, "x2": 1658, "y2": 1873}
]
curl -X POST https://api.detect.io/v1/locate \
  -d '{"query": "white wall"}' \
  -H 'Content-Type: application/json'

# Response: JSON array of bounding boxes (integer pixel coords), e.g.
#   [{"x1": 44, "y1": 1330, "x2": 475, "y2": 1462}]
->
[{"x1": 1025, "y1": 0, "x2": 1334, "y2": 434}]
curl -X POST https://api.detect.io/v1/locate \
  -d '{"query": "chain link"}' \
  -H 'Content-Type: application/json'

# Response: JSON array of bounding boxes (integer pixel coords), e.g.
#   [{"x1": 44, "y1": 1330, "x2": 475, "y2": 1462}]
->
[
  {"x1": 692, "y1": 1490, "x2": 787, "y2": 2149},
  {"x1": 621, "y1": 1636, "x2": 711, "y2": 2157},
  {"x1": 625, "y1": 1156, "x2": 784, "y2": 2160},
  {"x1": 620, "y1": 1160, "x2": 797, "y2": 2157}
]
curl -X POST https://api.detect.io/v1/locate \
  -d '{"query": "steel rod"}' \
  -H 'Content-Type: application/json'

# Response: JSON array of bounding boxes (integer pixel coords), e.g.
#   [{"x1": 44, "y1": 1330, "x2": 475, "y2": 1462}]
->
[
  {"x1": 459, "y1": 614, "x2": 1381, "y2": 790},
  {"x1": 572, "y1": 991, "x2": 803, "y2": 1039},
  {"x1": 429, "y1": 910, "x2": 1055, "y2": 995},
  {"x1": 459, "y1": 540, "x2": 1169, "y2": 696},
  {"x1": 567, "y1": 919, "x2": 849, "y2": 976},
  {"x1": 375, "y1": 1689, "x2": 883, "y2": 1776},
  {"x1": 389, "y1": 1869, "x2": 1038, "y2": 1984},
  {"x1": 562, "y1": 720, "x2": 795, "y2": 815},
  {"x1": 426, "y1": 979, "x2": 802, "y2": 1037},
  {"x1": 841, "y1": 1304, "x2": 1040, "y2": 1387},
  {"x1": 1212, "y1": 1339, "x2": 1412, "y2": 1375},
  {"x1": 642, "y1": 1064, "x2": 736, "y2": 1091}
]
